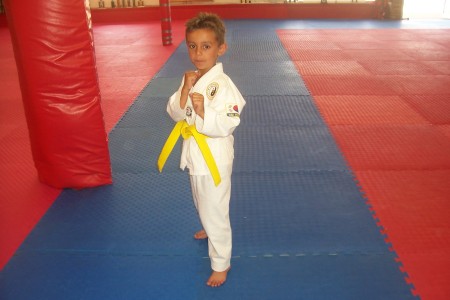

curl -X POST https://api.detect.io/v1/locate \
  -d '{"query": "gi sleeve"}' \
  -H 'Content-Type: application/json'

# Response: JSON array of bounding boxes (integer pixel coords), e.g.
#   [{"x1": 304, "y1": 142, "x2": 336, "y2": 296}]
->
[
  {"x1": 166, "y1": 77, "x2": 188, "y2": 122},
  {"x1": 195, "y1": 78, "x2": 246, "y2": 138}
]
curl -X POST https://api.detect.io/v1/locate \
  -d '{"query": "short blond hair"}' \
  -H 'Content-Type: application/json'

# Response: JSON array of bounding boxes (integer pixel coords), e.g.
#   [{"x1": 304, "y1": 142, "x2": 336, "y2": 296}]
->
[{"x1": 185, "y1": 12, "x2": 226, "y2": 45}]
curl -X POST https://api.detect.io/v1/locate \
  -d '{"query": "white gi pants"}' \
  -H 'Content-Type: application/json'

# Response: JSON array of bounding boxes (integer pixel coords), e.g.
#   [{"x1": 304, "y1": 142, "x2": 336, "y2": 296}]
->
[{"x1": 190, "y1": 172, "x2": 232, "y2": 272}]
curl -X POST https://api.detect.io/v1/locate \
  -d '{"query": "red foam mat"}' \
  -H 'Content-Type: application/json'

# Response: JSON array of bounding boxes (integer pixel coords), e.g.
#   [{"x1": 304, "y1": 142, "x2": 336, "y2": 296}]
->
[
  {"x1": 302, "y1": 75, "x2": 396, "y2": 95},
  {"x1": 281, "y1": 39, "x2": 341, "y2": 50},
  {"x1": 341, "y1": 49, "x2": 417, "y2": 61},
  {"x1": 93, "y1": 22, "x2": 186, "y2": 132},
  {"x1": 358, "y1": 60, "x2": 441, "y2": 75},
  {"x1": 0, "y1": 21, "x2": 185, "y2": 270},
  {"x1": 279, "y1": 28, "x2": 450, "y2": 300},
  {"x1": 287, "y1": 49, "x2": 352, "y2": 61},
  {"x1": 420, "y1": 60, "x2": 450, "y2": 75},
  {"x1": 401, "y1": 48, "x2": 450, "y2": 61},
  {"x1": 330, "y1": 125, "x2": 450, "y2": 170},
  {"x1": 437, "y1": 125, "x2": 450, "y2": 139},
  {"x1": 294, "y1": 61, "x2": 370, "y2": 76},
  {"x1": 355, "y1": 170, "x2": 450, "y2": 300},
  {"x1": 313, "y1": 95, "x2": 428, "y2": 125},
  {"x1": 401, "y1": 94, "x2": 450, "y2": 125},
  {"x1": 379, "y1": 75, "x2": 450, "y2": 95}
]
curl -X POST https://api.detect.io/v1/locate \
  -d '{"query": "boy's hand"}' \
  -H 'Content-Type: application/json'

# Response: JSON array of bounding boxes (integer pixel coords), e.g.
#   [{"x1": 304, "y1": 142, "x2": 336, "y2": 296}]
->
[
  {"x1": 190, "y1": 92, "x2": 205, "y2": 119},
  {"x1": 182, "y1": 71, "x2": 200, "y2": 92}
]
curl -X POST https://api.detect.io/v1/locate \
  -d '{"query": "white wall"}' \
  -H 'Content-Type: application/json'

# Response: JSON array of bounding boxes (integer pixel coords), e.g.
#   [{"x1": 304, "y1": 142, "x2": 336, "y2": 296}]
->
[{"x1": 403, "y1": 0, "x2": 448, "y2": 18}]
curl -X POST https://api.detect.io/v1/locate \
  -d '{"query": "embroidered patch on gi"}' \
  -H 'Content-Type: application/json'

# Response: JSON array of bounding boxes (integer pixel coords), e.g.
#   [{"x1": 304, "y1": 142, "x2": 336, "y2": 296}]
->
[
  {"x1": 226, "y1": 103, "x2": 240, "y2": 117},
  {"x1": 206, "y1": 82, "x2": 219, "y2": 100},
  {"x1": 186, "y1": 107, "x2": 192, "y2": 117}
]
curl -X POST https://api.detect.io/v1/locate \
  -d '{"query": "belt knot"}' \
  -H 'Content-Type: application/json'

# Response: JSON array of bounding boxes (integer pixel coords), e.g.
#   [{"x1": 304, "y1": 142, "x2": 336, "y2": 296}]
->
[{"x1": 157, "y1": 120, "x2": 221, "y2": 186}]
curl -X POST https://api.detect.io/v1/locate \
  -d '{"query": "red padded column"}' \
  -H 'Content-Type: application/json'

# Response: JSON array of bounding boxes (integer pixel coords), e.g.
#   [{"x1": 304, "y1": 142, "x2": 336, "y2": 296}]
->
[
  {"x1": 160, "y1": 0, "x2": 172, "y2": 46},
  {"x1": 4, "y1": 0, "x2": 112, "y2": 188}
]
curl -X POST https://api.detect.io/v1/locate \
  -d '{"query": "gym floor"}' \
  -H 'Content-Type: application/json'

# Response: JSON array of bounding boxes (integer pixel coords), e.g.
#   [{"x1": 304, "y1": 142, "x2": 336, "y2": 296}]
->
[{"x1": 1, "y1": 17, "x2": 449, "y2": 300}]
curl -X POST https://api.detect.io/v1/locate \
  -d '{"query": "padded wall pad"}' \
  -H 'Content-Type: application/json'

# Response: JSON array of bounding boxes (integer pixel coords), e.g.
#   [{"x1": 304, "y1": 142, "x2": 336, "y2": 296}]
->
[{"x1": 5, "y1": 0, "x2": 112, "y2": 188}]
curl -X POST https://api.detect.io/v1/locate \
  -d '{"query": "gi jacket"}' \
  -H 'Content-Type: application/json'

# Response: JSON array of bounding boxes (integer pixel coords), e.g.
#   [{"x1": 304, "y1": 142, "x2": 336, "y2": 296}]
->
[{"x1": 167, "y1": 63, "x2": 246, "y2": 176}]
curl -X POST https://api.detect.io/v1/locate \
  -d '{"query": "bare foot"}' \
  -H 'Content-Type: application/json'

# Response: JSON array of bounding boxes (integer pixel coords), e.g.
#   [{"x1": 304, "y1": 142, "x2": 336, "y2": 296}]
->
[
  {"x1": 194, "y1": 229, "x2": 207, "y2": 240},
  {"x1": 206, "y1": 267, "x2": 230, "y2": 287}
]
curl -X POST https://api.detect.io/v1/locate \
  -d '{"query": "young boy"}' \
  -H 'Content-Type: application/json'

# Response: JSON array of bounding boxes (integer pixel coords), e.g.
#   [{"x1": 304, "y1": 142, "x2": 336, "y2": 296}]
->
[{"x1": 158, "y1": 12, "x2": 245, "y2": 287}]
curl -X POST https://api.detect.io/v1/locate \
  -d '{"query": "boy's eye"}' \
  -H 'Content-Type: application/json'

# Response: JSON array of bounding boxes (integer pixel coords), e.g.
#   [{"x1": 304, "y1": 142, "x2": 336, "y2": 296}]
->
[
  {"x1": 189, "y1": 44, "x2": 196, "y2": 49},
  {"x1": 203, "y1": 45, "x2": 211, "y2": 50}
]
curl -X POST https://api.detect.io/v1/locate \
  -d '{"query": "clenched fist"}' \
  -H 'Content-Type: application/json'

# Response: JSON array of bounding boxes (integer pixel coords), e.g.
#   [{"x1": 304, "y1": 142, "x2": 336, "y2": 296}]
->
[
  {"x1": 190, "y1": 92, "x2": 205, "y2": 119},
  {"x1": 182, "y1": 71, "x2": 200, "y2": 92}
]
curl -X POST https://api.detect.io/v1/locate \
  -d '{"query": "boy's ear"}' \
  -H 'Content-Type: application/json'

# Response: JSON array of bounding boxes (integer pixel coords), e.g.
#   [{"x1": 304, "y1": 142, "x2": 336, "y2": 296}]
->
[{"x1": 218, "y1": 43, "x2": 227, "y2": 56}]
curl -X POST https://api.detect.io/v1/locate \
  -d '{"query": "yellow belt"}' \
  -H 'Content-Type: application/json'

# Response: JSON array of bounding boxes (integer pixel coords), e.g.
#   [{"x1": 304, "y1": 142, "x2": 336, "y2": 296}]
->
[{"x1": 157, "y1": 120, "x2": 221, "y2": 186}]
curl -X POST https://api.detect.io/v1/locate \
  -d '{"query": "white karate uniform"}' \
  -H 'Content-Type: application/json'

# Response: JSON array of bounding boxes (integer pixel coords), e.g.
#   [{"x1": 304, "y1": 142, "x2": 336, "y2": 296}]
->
[{"x1": 167, "y1": 63, "x2": 246, "y2": 272}]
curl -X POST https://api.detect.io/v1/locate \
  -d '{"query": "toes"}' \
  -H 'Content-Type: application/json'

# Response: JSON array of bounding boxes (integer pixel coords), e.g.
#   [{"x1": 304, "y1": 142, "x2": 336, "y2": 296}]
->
[
  {"x1": 194, "y1": 230, "x2": 207, "y2": 240},
  {"x1": 207, "y1": 280, "x2": 223, "y2": 287},
  {"x1": 206, "y1": 268, "x2": 229, "y2": 287}
]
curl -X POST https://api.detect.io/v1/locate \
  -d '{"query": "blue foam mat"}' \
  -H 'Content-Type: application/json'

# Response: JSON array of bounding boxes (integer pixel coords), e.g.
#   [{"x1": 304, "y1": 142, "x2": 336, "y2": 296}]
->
[
  {"x1": 1, "y1": 20, "x2": 417, "y2": 299},
  {"x1": 226, "y1": 75, "x2": 310, "y2": 96},
  {"x1": 14, "y1": 170, "x2": 386, "y2": 257},
  {"x1": 138, "y1": 77, "x2": 180, "y2": 98},
  {"x1": 1, "y1": 254, "x2": 201, "y2": 300},
  {"x1": 109, "y1": 126, "x2": 180, "y2": 173},
  {"x1": 240, "y1": 95, "x2": 325, "y2": 126},
  {"x1": 233, "y1": 125, "x2": 349, "y2": 172},
  {"x1": 17, "y1": 173, "x2": 200, "y2": 256},
  {"x1": 230, "y1": 171, "x2": 389, "y2": 255},
  {"x1": 1, "y1": 254, "x2": 416, "y2": 300},
  {"x1": 225, "y1": 61, "x2": 301, "y2": 78},
  {"x1": 229, "y1": 49, "x2": 291, "y2": 62}
]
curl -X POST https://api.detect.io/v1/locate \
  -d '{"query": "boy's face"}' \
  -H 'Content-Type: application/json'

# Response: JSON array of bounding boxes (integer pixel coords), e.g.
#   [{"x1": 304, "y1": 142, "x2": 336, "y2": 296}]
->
[{"x1": 186, "y1": 28, "x2": 227, "y2": 76}]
